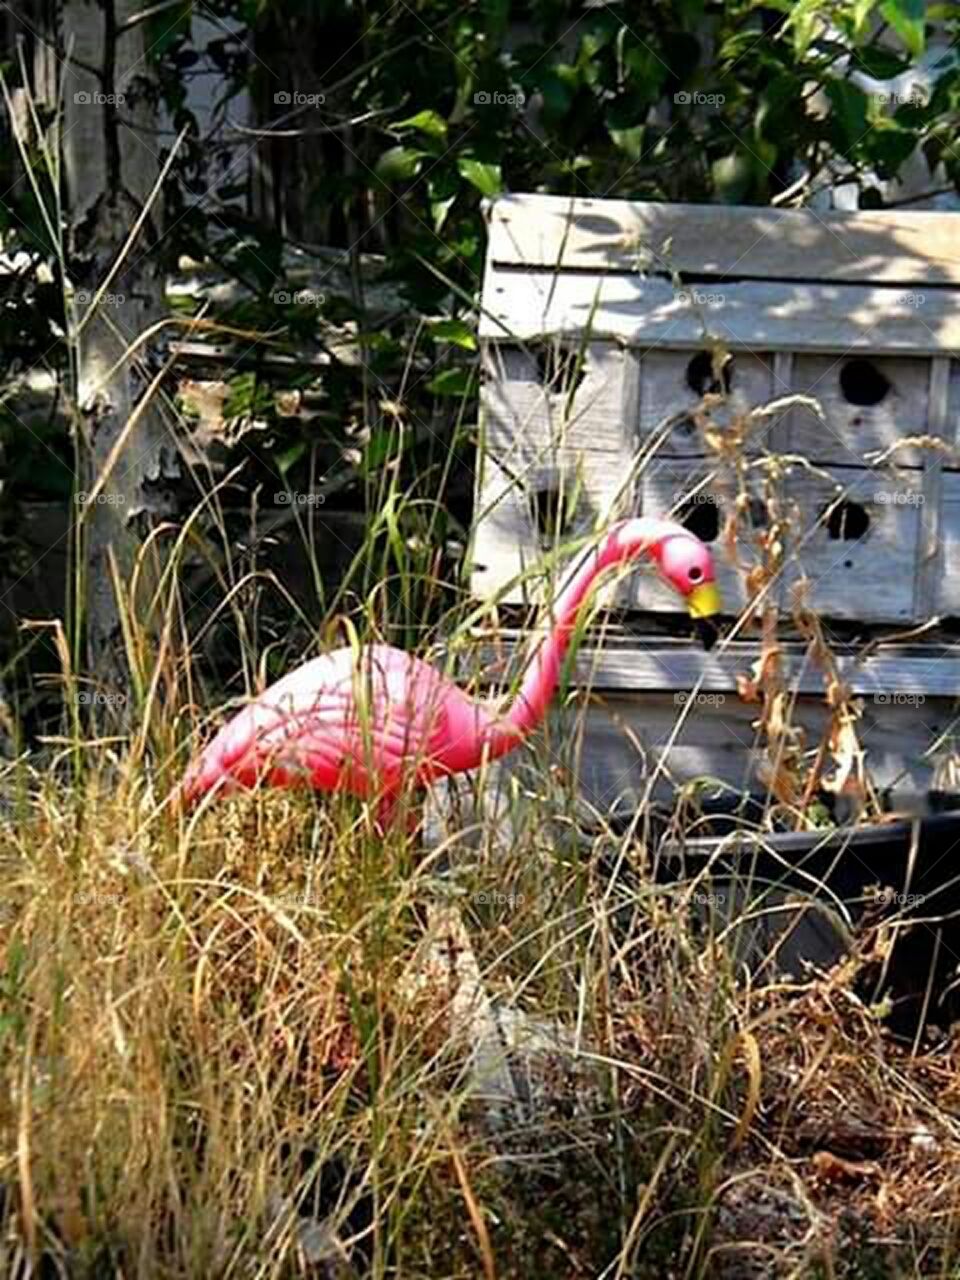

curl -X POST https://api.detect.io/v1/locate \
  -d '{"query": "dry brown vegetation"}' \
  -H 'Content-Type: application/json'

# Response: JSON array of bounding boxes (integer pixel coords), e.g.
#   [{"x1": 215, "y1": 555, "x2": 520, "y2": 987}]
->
[{"x1": 2, "y1": 740, "x2": 960, "y2": 1279}]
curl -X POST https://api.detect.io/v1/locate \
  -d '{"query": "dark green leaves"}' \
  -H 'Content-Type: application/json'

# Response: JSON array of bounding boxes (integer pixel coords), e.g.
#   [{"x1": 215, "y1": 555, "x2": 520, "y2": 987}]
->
[
  {"x1": 456, "y1": 159, "x2": 502, "y2": 196},
  {"x1": 376, "y1": 146, "x2": 424, "y2": 182},
  {"x1": 397, "y1": 109, "x2": 448, "y2": 141},
  {"x1": 825, "y1": 81, "x2": 869, "y2": 150},
  {"x1": 426, "y1": 367, "x2": 475, "y2": 396},
  {"x1": 429, "y1": 319, "x2": 476, "y2": 350},
  {"x1": 880, "y1": 0, "x2": 926, "y2": 59}
]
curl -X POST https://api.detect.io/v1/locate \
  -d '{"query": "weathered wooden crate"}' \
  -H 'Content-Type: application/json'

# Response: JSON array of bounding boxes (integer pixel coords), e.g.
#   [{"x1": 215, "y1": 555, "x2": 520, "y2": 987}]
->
[{"x1": 470, "y1": 194, "x2": 960, "y2": 812}]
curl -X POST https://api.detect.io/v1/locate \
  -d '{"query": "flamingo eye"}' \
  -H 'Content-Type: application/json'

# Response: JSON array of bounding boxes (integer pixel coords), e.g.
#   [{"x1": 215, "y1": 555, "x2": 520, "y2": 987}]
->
[{"x1": 688, "y1": 566, "x2": 703, "y2": 583}]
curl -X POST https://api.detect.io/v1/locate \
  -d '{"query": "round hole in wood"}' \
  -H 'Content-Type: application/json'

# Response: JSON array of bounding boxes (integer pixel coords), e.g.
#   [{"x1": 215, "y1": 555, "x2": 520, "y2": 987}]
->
[
  {"x1": 747, "y1": 496, "x2": 768, "y2": 528},
  {"x1": 839, "y1": 359, "x2": 891, "y2": 407},
  {"x1": 533, "y1": 343, "x2": 587, "y2": 395},
  {"x1": 531, "y1": 484, "x2": 577, "y2": 540},
  {"x1": 824, "y1": 500, "x2": 870, "y2": 541},
  {"x1": 686, "y1": 350, "x2": 733, "y2": 397},
  {"x1": 677, "y1": 497, "x2": 721, "y2": 542}
]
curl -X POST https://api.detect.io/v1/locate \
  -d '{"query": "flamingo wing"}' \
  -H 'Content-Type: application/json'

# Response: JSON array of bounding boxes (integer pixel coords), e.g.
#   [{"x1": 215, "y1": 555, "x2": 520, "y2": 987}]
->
[{"x1": 182, "y1": 646, "x2": 454, "y2": 803}]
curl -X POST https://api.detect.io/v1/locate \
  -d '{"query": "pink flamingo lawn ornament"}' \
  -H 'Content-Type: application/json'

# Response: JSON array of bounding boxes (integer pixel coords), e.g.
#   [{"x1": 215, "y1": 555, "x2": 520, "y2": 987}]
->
[{"x1": 180, "y1": 517, "x2": 722, "y2": 830}]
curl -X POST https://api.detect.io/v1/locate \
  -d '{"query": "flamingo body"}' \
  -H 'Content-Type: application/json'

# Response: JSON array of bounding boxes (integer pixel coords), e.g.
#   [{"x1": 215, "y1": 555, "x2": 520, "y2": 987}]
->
[{"x1": 181, "y1": 644, "x2": 513, "y2": 815}]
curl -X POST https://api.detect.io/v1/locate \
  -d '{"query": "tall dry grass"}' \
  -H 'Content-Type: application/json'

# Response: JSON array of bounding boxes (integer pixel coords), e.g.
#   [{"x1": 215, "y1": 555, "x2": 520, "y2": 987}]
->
[{"x1": 3, "y1": 587, "x2": 960, "y2": 1278}]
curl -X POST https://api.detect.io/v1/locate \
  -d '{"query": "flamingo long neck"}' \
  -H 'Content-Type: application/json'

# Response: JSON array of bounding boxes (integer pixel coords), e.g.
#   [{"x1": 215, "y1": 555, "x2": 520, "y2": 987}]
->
[{"x1": 483, "y1": 518, "x2": 677, "y2": 757}]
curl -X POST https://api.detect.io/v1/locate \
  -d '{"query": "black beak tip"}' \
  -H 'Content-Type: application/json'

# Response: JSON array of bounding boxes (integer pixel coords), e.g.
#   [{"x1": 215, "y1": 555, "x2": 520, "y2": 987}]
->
[{"x1": 694, "y1": 617, "x2": 720, "y2": 651}]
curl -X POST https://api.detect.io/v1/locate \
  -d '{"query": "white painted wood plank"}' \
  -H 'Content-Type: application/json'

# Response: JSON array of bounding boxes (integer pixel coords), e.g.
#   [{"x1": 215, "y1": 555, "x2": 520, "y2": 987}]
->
[
  {"x1": 636, "y1": 348, "x2": 783, "y2": 458},
  {"x1": 485, "y1": 194, "x2": 960, "y2": 286},
  {"x1": 928, "y1": 365, "x2": 960, "y2": 616},
  {"x1": 471, "y1": 453, "x2": 552, "y2": 605},
  {"x1": 783, "y1": 353, "x2": 932, "y2": 468},
  {"x1": 917, "y1": 358, "x2": 950, "y2": 616},
  {"x1": 481, "y1": 695, "x2": 943, "y2": 810},
  {"x1": 949, "y1": 361, "x2": 960, "y2": 451},
  {"x1": 479, "y1": 271, "x2": 960, "y2": 354},
  {"x1": 471, "y1": 457, "x2": 641, "y2": 606},
  {"x1": 784, "y1": 466, "x2": 924, "y2": 623},
  {"x1": 468, "y1": 633, "x2": 960, "y2": 698},
  {"x1": 932, "y1": 471, "x2": 960, "y2": 616},
  {"x1": 481, "y1": 341, "x2": 629, "y2": 461}
]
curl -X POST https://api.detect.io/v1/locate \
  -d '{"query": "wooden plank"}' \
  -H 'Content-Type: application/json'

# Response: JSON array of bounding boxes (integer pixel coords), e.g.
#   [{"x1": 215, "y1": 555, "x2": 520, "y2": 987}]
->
[
  {"x1": 471, "y1": 453, "x2": 543, "y2": 604},
  {"x1": 928, "y1": 362, "x2": 960, "y2": 617},
  {"x1": 485, "y1": 194, "x2": 960, "y2": 286},
  {"x1": 473, "y1": 450, "x2": 927, "y2": 621},
  {"x1": 933, "y1": 471, "x2": 960, "y2": 616},
  {"x1": 633, "y1": 459, "x2": 926, "y2": 622},
  {"x1": 171, "y1": 340, "x2": 331, "y2": 370},
  {"x1": 474, "y1": 342, "x2": 637, "y2": 603},
  {"x1": 636, "y1": 348, "x2": 782, "y2": 458},
  {"x1": 478, "y1": 694, "x2": 943, "y2": 811},
  {"x1": 772, "y1": 349, "x2": 794, "y2": 449},
  {"x1": 783, "y1": 466, "x2": 924, "y2": 623},
  {"x1": 468, "y1": 633, "x2": 960, "y2": 698},
  {"x1": 478, "y1": 271, "x2": 960, "y2": 354},
  {"x1": 918, "y1": 358, "x2": 950, "y2": 616},
  {"x1": 481, "y1": 341, "x2": 630, "y2": 461},
  {"x1": 471, "y1": 453, "x2": 604, "y2": 604},
  {"x1": 950, "y1": 360, "x2": 960, "y2": 451},
  {"x1": 783, "y1": 353, "x2": 932, "y2": 469},
  {"x1": 773, "y1": 351, "x2": 793, "y2": 399}
]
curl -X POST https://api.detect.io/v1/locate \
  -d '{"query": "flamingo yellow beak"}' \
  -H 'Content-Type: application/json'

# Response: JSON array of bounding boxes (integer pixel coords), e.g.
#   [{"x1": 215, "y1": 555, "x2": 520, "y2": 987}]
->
[
  {"x1": 688, "y1": 581, "x2": 722, "y2": 650},
  {"x1": 687, "y1": 582, "x2": 722, "y2": 619}
]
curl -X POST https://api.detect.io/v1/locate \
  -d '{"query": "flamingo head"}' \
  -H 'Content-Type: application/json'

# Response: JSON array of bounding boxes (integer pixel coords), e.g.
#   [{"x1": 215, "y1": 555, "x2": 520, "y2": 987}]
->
[{"x1": 613, "y1": 517, "x2": 722, "y2": 648}]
